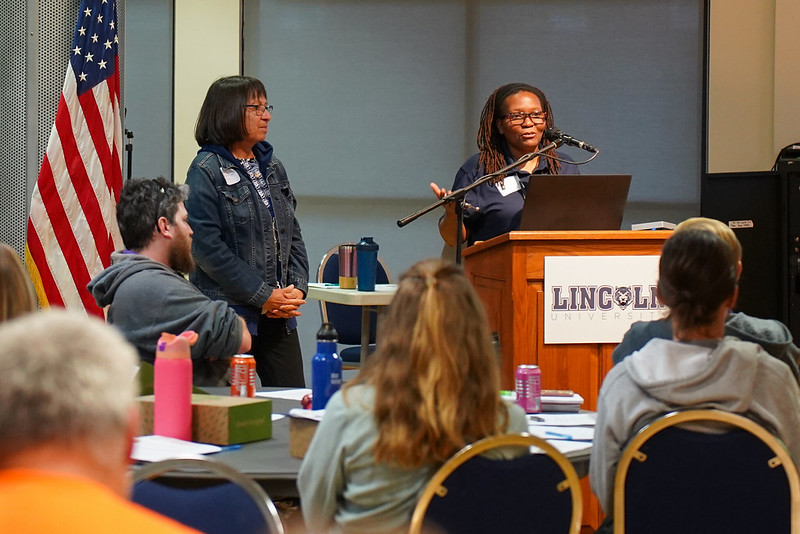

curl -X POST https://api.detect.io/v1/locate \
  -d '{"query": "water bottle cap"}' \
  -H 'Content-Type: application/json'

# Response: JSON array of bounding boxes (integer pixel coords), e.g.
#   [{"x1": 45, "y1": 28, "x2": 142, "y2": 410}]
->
[
  {"x1": 156, "y1": 331, "x2": 197, "y2": 359},
  {"x1": 317, "y1": 322, "x2": 338, "y2": 342},
  {"x1": 357, "y1": 237, "x2": 379, "y2": 251}
]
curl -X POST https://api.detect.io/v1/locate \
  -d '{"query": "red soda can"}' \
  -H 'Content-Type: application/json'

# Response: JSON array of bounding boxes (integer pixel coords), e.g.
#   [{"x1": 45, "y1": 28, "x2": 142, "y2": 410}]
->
[
  {"x1": 515, "y1": 364, "x2": 542, "y2": 413},
  {"x1": 230, "y1": 354, "x2": 256, "y2": 397}
]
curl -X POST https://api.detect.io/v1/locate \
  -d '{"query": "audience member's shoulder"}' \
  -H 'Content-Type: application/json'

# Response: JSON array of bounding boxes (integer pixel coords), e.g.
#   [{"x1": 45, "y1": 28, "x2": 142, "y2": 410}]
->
[
  {"x1": 504, "y1": 400, "x2": 528, "y2": 432},
  {"x1": 612, "y1": 318, "x2": 672, "y2": 365},
  {"x1": 724, "y1": 311, "x2": 793, "y2": 344},
  {"x1": 719, "y1": 336, "x2": 791, "y2": 372},
  {"x1": 631, "y1": 317, "x2": 672, "y2": 338},
  {"x1": 330, "y1": 384, "x2": 375, "y2": 415}
]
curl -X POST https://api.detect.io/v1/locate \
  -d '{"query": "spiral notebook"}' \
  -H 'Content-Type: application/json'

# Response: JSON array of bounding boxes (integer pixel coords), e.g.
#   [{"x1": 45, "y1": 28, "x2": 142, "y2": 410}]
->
[{"x1": 518, "y1": 174, "x2": 631, "y2": 231}]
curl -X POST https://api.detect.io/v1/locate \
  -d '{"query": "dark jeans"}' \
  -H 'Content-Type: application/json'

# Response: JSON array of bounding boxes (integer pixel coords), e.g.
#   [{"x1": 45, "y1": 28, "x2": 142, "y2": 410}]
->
[{"x1": 250, "y1": 316, "x2": 305, "y2": 387}]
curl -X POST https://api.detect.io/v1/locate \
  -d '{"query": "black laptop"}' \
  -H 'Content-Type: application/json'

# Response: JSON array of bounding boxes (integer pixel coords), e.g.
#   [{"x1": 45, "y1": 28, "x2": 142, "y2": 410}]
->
[{"x1": 518, "y1": 174, "x2": 631, "y2": 231}]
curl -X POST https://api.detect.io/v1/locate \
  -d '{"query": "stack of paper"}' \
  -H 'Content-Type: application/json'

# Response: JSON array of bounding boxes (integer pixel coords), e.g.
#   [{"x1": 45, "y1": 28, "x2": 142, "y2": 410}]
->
[{"x1": 541, "y1": 393, "x2": 584, "y2": 413}]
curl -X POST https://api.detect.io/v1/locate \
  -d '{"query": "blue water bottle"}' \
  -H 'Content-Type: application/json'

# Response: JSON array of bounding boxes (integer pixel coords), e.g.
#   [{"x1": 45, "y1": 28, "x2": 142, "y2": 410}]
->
[
  {"x1": 311, "y1": 322, "x2": 342, "y2": 410},
  {"x1": 356, "y1": 237, "x2": 379, "y2": 291}
]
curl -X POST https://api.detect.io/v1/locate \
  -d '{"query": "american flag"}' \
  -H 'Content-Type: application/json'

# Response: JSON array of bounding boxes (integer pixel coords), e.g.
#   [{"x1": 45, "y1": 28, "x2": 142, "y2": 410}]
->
[{"x1": 25, "y1": 0, "x2": 124, "y2": 318}]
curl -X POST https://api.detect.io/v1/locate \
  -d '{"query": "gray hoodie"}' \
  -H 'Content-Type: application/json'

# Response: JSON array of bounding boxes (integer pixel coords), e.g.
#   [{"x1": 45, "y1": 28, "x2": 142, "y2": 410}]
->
[
  {"x1": 591, "y1": 336, "x2": 800, "y2": 514},
  {"x1": 611, "y1": 312, "x2": 800, "y2": 383},
  {"x1": 88, "y1": 253, "x2": 244, "y2": 383}
]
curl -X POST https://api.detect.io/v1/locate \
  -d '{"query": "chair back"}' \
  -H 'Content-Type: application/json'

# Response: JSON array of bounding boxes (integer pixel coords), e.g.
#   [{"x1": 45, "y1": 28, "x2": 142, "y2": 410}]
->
[
  {"x1": 316, "y1": 244, "x2": 391, "y2": 345},
  {"x1": 132, "y1": 457, "x2": 285, "y2": 534},
  {"x1": 409, "y1": 433, "x2": 583, "y2": 534},
  {"x1": 613, "y1": 409, "x2": 800, "y2": 534}
]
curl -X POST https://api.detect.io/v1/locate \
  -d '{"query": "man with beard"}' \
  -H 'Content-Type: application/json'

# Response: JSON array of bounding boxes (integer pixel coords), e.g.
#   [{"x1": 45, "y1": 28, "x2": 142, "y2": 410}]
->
[{"x1": 89, "y1": 177, "x2": 251, "y2": 386}]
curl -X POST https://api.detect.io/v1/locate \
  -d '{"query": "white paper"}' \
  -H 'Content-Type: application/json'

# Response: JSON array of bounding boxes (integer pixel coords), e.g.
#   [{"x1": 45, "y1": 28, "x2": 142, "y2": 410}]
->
[
  {"x1": 131, "y1": 435, "x2": 221, "y2": 462},
  {"x1": 541, "y1": 393, "x2": 584, "y2": 405},
  {"x1": 288, "y1": 408, "x2": 325, "y2": 422},
  {"x1": 527, "y1": 412, "x2": 596, "y2": 427},
  {"x1": 256, "y1": 388, "x2": 312, "y2": 401},
  {"x1": 538, "y1": 440, "x2": 593, "y2": 456},
  {"x1": 527, "y1": 425, "x2": 595, "y2": 442}
]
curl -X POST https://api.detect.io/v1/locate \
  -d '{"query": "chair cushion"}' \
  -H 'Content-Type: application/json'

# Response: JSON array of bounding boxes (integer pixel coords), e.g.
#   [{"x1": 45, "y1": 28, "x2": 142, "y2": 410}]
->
[
  {"x1": 425, "y1": 454, "x2": 573, "y2": 534},
  {"x1": 132, "y1": 478, "x2": 270, "y2": 534},
  {"x1": 624, "y1": 427, "x2": 791, "y2": 533}
]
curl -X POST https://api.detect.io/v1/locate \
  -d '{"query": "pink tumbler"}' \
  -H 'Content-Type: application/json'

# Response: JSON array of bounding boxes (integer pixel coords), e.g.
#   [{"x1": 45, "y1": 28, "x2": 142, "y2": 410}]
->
[{"x1": 154, "y1": 331, "x2": 197, "y2": 441}]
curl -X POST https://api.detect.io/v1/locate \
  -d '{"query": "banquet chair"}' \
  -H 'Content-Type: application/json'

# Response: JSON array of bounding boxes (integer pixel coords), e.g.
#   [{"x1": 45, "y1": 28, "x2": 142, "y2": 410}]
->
[
  {"x1": 409, "y1": 433, "x2": 583, "y2": 534},
  {"x1": 613, "y1": 409, "x2": 800, "y2": 534},
  {"x1": 317, "y1": 244, "x2": 392, "y2": 368},
  {"x1": 132, "y1": 456, "x2": 285, "y2": 534}
]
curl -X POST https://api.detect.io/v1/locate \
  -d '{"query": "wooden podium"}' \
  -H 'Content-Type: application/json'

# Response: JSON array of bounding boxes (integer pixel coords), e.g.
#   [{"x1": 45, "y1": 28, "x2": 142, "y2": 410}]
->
[{"x1": 463, "y1": 230, "x2": 672, "y2": 532}]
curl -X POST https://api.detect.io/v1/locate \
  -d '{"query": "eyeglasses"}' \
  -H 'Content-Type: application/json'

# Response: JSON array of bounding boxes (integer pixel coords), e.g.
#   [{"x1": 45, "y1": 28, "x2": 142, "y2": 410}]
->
[
  {"x1": 244, "y1": 104, "x2": 273, "y2": 116},
  {"x1": 505, "y1": 111, "x2": 547, "y2": 125}
]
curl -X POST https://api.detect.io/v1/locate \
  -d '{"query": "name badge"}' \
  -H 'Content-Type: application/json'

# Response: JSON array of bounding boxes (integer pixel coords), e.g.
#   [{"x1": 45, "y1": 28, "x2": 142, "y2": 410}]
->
[
  {"x1": 495, "y1": 174, "x2": 521, "y2": 196},
  {"x1": 222, "y1": 167, "x2": 240, "y2": 185}
]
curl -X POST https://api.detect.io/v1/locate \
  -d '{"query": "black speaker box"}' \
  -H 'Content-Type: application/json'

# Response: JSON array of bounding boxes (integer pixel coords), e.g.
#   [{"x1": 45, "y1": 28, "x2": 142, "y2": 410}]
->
[{"x1": 701, "y1": 162, "x2": 800, "y2": 341}]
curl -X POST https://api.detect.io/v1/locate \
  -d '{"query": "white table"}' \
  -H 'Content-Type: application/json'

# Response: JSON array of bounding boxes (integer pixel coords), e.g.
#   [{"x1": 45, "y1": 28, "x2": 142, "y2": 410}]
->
[{"x1": 306, "y1": 283, "x2": 398, "y2": 364}]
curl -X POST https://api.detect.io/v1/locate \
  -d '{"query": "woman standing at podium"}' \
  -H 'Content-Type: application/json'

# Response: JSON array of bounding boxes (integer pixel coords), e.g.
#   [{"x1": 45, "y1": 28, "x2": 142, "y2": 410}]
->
[{"x1": 431, "y1": 82, "x2": 579, "y2": 247}]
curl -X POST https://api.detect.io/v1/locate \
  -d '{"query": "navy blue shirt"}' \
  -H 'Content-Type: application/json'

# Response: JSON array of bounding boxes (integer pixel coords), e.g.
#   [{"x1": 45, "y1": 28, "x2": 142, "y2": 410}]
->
[{"x1": 449, "y1": 151, "x2": 580, "y2": 245}]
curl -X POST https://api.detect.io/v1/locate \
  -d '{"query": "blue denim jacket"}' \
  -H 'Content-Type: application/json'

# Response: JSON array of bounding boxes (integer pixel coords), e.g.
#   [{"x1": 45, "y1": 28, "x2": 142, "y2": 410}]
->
[{"x1": 185, "y1": 142, "x2": 309, "y2": 333}]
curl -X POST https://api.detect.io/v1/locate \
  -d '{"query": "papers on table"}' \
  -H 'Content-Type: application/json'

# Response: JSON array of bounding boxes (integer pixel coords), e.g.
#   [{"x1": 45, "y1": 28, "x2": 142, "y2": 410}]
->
[
  {"x1": 541, "y1": 440, "x2": 593, "y2": 455},
  {"x1": 131, "y1": 435, "x2": 222, "y2": 462},
  {"x1": 256, "y1": 388, "x2": 312, "y2": 402},
  {"x1": 526, "y1": 411, "x2": 596, "y2": 455},
  {"x1": 527, "y1": 426, "x2": 594, "y2": 442},
  {"x1": 527, "y1": 412, "x2": 596, "y2": 427},
  {"x1": 541, "y1": 393, "x2": 584, "y2": 413},
  {"x1": 288, "y1": 408, "x2": 325, "y2": 422}
]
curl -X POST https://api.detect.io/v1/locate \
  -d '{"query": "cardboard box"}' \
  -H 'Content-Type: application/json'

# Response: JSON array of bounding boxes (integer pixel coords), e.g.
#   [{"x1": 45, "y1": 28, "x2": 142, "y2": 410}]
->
[
  {"x1": 289, "y1": 416, "x2": 319, "y2": 459},
  {"x1": 138, "y1": 394, "x2": 272, "y2": 445}
]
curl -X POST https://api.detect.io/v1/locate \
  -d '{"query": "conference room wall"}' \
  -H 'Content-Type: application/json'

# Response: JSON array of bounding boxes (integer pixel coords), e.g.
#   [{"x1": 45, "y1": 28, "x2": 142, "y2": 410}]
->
[
  {"x1": 239, "y1": 0, "x2": 704, "y2": 378},
  {"x1": 707, "y1": 0, "x2": 800, "y2": 173}
]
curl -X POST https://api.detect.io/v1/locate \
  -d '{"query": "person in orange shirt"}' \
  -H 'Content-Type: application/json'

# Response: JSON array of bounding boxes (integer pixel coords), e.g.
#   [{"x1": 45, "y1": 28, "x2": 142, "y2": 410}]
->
[{"x1": 0, "y1": 309, "x2": 199, "y2": 533}]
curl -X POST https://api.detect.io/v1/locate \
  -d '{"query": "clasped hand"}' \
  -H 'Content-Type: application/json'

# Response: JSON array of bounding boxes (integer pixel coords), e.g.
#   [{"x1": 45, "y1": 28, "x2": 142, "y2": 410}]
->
[{"x1": 262, "y1": 284, "x2": 306, "y2": 318}]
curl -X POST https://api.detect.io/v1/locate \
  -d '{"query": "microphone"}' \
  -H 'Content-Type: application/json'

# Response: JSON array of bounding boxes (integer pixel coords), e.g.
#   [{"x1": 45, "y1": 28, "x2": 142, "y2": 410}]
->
[{"x1": 544, "y1": 127, "x2": 599, "y2": 153}]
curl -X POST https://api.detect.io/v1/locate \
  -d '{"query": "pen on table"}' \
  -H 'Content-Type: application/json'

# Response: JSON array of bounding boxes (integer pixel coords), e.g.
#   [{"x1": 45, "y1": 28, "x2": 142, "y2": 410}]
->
[
  {"x1": 545, "y1": 431, "x2": 574, "y2": 441},
  {"x1": 217, "y1": 444, "x2": 242, "y2": 452},
  {"x1": 528, "y1": 415, "x2": 545, "y2": 422}
]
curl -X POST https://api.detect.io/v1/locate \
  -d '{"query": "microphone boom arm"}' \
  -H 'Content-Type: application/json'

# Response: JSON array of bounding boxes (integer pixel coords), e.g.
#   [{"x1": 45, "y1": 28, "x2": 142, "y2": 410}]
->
[{"x1": 396, "y1": 141, "x2": 561, "y2": 264}]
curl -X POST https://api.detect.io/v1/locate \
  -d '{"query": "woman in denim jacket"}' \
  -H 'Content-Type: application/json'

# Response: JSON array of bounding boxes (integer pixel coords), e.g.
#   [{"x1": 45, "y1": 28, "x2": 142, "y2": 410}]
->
[{"x1": 185, "y1": 76, "x2": 309, "y2": 387}]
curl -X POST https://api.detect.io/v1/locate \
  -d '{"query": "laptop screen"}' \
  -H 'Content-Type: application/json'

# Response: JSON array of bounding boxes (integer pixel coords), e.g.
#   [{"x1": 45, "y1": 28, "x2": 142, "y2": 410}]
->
[{"x1": 518, "y1": 174, "x2": 631, "y2": 231}]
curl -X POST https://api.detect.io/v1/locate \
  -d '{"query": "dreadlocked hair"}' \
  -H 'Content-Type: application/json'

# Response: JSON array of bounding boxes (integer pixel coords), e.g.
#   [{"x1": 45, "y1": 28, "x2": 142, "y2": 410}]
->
[
  {"x1": 344, "y1": 259, "x2": 508, "y2": 469},
  {"x1": 477, "y1": 82, "x2": 561, "y2": 176}
]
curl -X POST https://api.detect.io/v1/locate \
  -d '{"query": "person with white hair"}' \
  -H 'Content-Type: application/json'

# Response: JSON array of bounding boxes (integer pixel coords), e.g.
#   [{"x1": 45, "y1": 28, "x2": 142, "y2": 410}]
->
[{"x1": 0, "y1": 309, "x2": 199, "y2": 533}]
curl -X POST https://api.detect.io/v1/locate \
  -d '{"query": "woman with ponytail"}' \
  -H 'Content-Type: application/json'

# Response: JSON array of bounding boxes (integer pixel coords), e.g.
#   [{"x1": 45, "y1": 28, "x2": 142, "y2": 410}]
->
[
  {"x1": 590, "y1": 228, "x2": 800, "y2": 519},
  {"x1": 298, "y1": 259, "x2": 527, "y2": 533},
  {"x1": 430, "y1": 83, "x2": 579, "y2": 247}
]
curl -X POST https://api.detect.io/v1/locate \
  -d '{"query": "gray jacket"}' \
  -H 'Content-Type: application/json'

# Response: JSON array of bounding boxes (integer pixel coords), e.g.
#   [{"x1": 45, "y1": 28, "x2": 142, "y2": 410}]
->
[
  {"x1": 89, "y1": 253, "x2": 244, "y2": 376},
  {"x1": 611, "y1": 312, "x2": 800, "y2": 383},
  {"x1": 591, "y1": 336, "x2": 800, "y2": 515}
]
